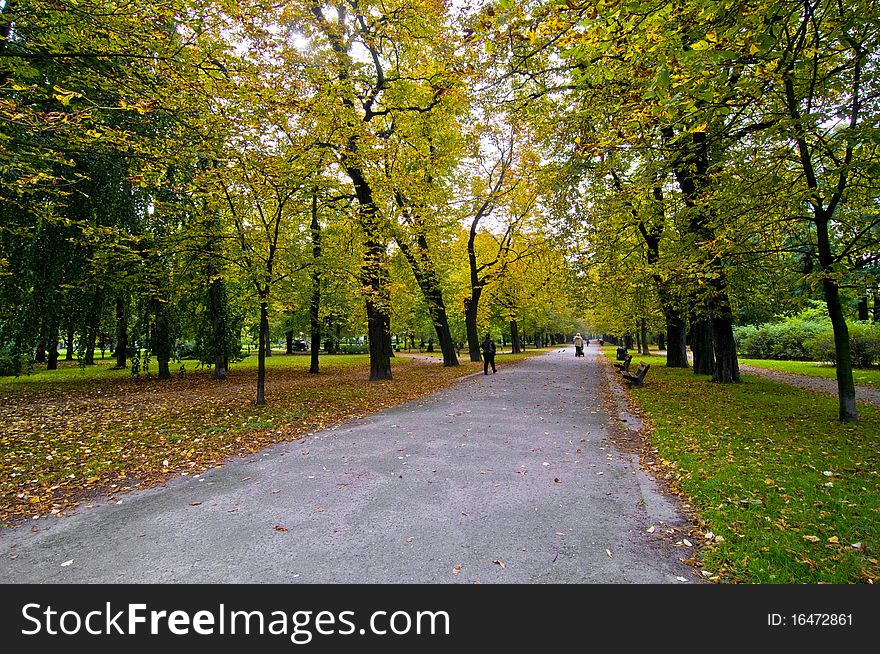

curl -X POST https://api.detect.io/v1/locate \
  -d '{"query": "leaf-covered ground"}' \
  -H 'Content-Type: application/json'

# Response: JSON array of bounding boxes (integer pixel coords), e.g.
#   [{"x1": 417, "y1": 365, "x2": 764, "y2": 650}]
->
[
  {"x1": 0, "y1": 351, "x2": 543, "y2": 524},
  {"x1": 602, "y1": 348, "x2": 880, "y2": 583}
]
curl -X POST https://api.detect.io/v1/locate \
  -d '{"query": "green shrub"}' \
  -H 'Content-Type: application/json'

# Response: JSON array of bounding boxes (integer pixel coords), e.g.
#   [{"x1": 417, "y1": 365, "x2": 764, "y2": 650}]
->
[
  {"x1": 849, "y1": 322, "x2": 880, "y2": 368},
  {"x1": 734, "y1": 320, "x2": 826, "y2": 360}
]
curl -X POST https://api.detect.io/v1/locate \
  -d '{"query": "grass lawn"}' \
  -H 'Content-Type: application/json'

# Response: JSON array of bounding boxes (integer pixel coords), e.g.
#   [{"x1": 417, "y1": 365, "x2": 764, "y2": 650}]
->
[
  {"x1": 602, "y1": 349, "x2": 879, "y2": 583},
  {"x1": 739, "y1": 358, "x2": 880, "y2": 388},
  {"x1": 0, "y1": 348, "x2": 546, "y2": 524}
]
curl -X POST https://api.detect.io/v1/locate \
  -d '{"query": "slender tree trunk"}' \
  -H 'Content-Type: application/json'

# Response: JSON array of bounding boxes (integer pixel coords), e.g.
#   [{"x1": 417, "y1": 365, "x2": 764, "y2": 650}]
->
[
  {"x1": 286, "y1": 330, "x2": 294, "y2": 355},
  {"x1": 691, "y1": 317, "x2": 715, "y2": 375},
  {"x1": 395, "y1": 231, "x2": 458, "y2": 367},
  {"x1": 46, "y1": 323, "x2": 59, "y2": 370},
  {"x1": 873, "y1": 288, "x2": 880, "y2": 323},
  {"x1": 35, "y1": 339, "x2": 46, "y2": 364},
  {"x1": 816, "y1": 216, "x2": 857, "y2": 421},
  {"x1": 114, "y1": 297, "x2": 128, "y2": 369},
  {"x1": 510, "y1": 319, "x2": 521, "y2": 354},
  {"x1": 151, "y1": 298, "x2": 171, "y2": 381},
  {"x1": 857, "y1": 296, "x2": 869, "y2": 321},
  {"x1": 657, "y1": 331, "x2": 666, "y2": 352},
  {"x1": 623, "y1": 334, "x2": 633, "y2": 350},
  {"x1": 65, "y1": 325, "x2": 74, "y2": 360},
  {"x1": 256, "y1": 300, "x2": 269, "y2": 405},
  {"x1": 208, "y1": 278, "x2": 227, "y2": 380},
  {"x1": 640, "y1": 319, "x2": 649, "y2": 356}
]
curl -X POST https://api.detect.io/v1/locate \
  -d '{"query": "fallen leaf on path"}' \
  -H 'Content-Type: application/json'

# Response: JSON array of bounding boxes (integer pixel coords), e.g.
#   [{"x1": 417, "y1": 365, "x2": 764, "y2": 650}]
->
[
  {"x1": 683, "y1": 539, "x2": 693, "y2": 547},
  {"x1": 314, "y1": 507, "x2": 325, "y2": 513},
  {"x1": 190, "y1": 501, "x2": 202, "y2": 506},
  {"x1": 554, "y1": 478, "x2": 560, "y2": 483},
  {"x1": 606, "y1": 549, "x2": 613, "y2": 558},
  {"x1": 61, "y1": 560, "x2": 73, "y2": 567},
  {"x1": 274, "y1": 525, "x2": 288, "y2": 532},
  {"x1": 493, "y1": 559, "x2": 506, "y2": 569},
  {"x1": 452, "y1": 564, "x2": 462, "y2": 574},
  {"x1": 647, "y1": 526, "x2": 655, "y2": 533}
]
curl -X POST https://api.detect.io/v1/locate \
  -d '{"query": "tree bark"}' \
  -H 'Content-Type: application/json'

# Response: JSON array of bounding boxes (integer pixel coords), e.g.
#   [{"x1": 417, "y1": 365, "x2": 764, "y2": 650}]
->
[
  {"x1": 286, "y1": 330, "x2": 294, "y2": 355},
  {"x1": 207, "y1": 278, "x2": 227, "y2": 379},
  {"x1": 151, "y1": 298, "x2": 171, "y2": 381},
  {"x1": 873, "y1": 288, "x2": 880, "y2": 323},
  {"x1": 114, "y1": 296, "x2": 128, "y2": 369},
  {"x1": 510, "y1": 319, "x2": 521, "y2": 354},
  {"x1": 256, "y1": 300, "x2": 269, "y2": 405},
  {"x1": 857, "y1": 296, "x2": 869, "y2": 321},
  {"x1": 309, "y1": 194, "x2": 321, "y2": 375},
  {"x1": 46, "y1": 323, "x2": 59, "y2": 370},
  {"x1": 640, "y1": 319, "x2": 650, "y2": 356},
  {"x1": 348, "y1": 166, "x2": 392, "y2": 380},
  {"x1": 65, "y1": 325, "x2": 74, "y2": 360},
  {"x1": 712, "y1": 314, "x2": 740, "y2": 383},
  {"x1": 691, "y1": 317, "x2": 715, "y2": 375},
  {"x1": 465, "y1": 295, "x2": 482, "y2": 363},
  {"x1": 664, "y1": 310, "x2": 688, "y2": 368}
]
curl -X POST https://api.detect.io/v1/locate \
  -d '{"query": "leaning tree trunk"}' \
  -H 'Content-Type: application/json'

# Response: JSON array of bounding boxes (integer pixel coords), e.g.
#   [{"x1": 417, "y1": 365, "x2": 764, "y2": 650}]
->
[{"x1": 690, "y1": 317, "x2": 715, "y2": 375}]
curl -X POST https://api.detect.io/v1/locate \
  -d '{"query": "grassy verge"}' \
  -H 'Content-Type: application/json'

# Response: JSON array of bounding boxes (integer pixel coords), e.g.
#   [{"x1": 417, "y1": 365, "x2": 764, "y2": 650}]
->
[
  {"x1": 602, "y1": 350, "x2": 879, "y2": 583},
  {"x1": 739, "y1": 358, "x2": 880, "y2": 388},
  {"x1": 0, "y1": 350, "x2": 545, "y2": 524}
]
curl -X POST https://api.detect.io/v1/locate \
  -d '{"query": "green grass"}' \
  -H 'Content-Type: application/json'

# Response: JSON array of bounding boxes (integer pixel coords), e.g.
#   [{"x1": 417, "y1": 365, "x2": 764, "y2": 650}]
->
[
  {"x1": 603, "y1": 350, "x2": 879, "y2": 583},
  {"x1": 739, "y1": 358, "x2": 880, "y2": 388}
]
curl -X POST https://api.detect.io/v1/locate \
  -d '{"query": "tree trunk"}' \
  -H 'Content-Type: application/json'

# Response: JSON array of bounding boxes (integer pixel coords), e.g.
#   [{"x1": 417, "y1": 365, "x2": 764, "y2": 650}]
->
[
  {"x1": 657, "y1": 331, "x2": 666, "y2": 352},
  {"x1": 151, "y1": 299, "x2": 171, "y2": 381},
  {"x1": 815, "y1": 216, "x2": 857, "y2": 421},
  {"x1": 510, "y1": 319, "x2": 521, "y2": 354},
  {"x1": 348, "y1": 166, "x2": 392, "y2": 381},
  {"x1": 309, "y1": 195, "x2": 321, "y2": 375},
  {"x1": 46, "y1": 323, "x2": 59, "y2": 370},
  {"x1": 115, "y1": 296, "x2": 128, "y2": 369},
  {"x1": 873, "y1": 288, "x2": 880, "y2": 323},
  {"x1": 635, "y1": 331, "x2": 642, "y2": 354},
  {"x1": 465, "y1": 294, "x2": 482, "y2": 363},
  {"x1": 256, "y1": 300, "x2": 269, "y2": 405},
  {"x1": 208, "y1": 278, "x2": 228, "y2": 380},
  {"x1": 857, "y1": 296, "x2": 869, "y2": 321},
  {"x1": 35, "y1": 339, "x2": 46, "y2": 363},
  {"x1": 665, "y1": 310, "x2": 688, "y2": 368},
  {"x1": 286, "y1": 330, "x2": 294, "y2": 355},
  {"x1": 623, "y1": 334, "x2": 633, "y2": 350},
  {"x1": 640, "y1": 319, "x2": 650, "y2": 356},
  {"x1": 691, "y1": 318, "x2": 715, "y2": 375},
  {"x1": 65, "y1": 325, "x2": 74, "y2": 360},
  {"x1": 711, "y1": 314, "x2": 740, "y2": 383}
]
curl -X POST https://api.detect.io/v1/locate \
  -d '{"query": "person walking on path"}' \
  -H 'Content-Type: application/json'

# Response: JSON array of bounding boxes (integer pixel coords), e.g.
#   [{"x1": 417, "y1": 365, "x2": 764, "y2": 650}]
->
[
  {"x1": 481, "y1": 333, "x2": 496, "y2": 374},
  {"x1": 574, "y1": 332, "x2": 584, "y2": 357}
]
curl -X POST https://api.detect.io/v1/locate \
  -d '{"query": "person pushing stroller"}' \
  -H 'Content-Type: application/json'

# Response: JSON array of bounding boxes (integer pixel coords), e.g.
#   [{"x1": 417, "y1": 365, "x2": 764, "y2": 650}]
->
[{"x1": 574, "y1": 333, "x2": 584, "y2": 357}]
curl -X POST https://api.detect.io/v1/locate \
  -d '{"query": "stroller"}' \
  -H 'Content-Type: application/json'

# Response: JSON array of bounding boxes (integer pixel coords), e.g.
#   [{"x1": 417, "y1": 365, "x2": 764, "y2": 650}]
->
[{"x1": 575, "y1": 345, "x2": 584, "y2": 357}]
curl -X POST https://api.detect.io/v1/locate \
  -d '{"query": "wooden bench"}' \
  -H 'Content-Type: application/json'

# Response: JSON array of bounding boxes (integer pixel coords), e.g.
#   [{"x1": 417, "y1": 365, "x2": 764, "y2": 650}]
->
[
  {"x1": 621, "y1": 362, "x2": 650, "y2": 386},
  {"x1": 613, "y1": 354, "x2": 632, "y2": 372}
]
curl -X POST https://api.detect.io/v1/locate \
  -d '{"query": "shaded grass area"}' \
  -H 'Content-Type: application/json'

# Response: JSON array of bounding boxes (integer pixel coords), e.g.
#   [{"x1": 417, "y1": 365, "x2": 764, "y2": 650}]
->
[
  {"x1": 739, "y1": 358, "x2": 880, "y2": 388},
  {"x1": 602, "y1": 350, "x2": 879, "y2": 583},
  {"x1": 0, "y1": 350, "x2": 542, "y2": 524}
]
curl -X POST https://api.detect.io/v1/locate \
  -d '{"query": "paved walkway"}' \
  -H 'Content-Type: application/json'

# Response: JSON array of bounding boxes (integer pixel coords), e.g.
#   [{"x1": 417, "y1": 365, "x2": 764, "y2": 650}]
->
[{"x1": 0, "y1": 347, "x2": 694, "y2": 583}]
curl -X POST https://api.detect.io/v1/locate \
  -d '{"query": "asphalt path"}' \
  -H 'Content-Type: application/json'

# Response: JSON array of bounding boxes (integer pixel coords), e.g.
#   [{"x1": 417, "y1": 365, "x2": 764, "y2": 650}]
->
[{"x1": 1, "y1": 346, "x2": 694, "y2": 583}]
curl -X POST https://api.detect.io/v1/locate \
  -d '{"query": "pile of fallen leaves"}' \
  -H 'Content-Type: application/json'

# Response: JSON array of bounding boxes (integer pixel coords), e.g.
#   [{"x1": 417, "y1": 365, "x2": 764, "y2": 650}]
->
[{"x1": 0, "y1": 355, "x2": 494, "y2": 524}]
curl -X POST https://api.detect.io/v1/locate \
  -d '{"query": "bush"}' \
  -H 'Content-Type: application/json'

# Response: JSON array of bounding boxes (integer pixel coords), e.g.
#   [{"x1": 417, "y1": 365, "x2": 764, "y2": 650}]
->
[
  {"x1": 734, "y1": 320, "x2": 826, "y2": 360},
  {"x1": 849, "y1": 322, "x2": 880, "y2": 368},
  {"x1": 338, "y1": 344, "x2": 368, "y2": 354},
  {"x1": 806, "y1": 333, "x2": 837, "y2": 365},
  {"x1": 0, "y1": 342, "x2": 24, "y2": 376}
]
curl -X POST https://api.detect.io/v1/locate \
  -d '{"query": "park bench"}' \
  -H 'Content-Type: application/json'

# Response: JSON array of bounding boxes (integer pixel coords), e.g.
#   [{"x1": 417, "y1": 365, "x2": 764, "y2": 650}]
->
[
  {"x1": 613, "y1": 354, "x2": 632, "y2": 372},
  {"x1": 621, "y1": 362, "x2": 650, "y2": 386}
]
